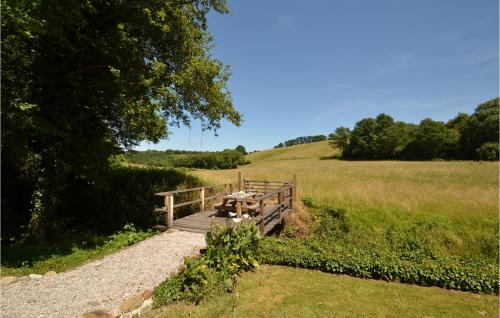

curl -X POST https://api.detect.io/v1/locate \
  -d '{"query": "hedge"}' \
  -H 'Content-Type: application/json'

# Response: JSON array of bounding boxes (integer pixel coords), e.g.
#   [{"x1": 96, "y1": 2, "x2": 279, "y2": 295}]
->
[{"x1": 260, "y1": 238, "x2": 499, "y2": 294}]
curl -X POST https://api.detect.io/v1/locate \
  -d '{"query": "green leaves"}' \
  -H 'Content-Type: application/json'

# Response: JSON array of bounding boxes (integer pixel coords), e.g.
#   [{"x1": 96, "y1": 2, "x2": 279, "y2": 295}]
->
[
  {"x1": 260, "y1": 237, "x2": 499, "y2": 294},
  {"x1": 329, "y1": 98, "x2": 499, "y2": 160},
  {"x1": 154, "y1": 223, "x2": 261, "y2": 307},
  {"x1": 2, "y1": 0, "x2": 241, "y2": 240}
]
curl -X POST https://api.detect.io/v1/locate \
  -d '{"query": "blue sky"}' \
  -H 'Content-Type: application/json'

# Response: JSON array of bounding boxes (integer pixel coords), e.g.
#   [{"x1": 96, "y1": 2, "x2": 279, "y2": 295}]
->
[{"x1": 138, "y1": 0, "x2": 499, "y2": 152}]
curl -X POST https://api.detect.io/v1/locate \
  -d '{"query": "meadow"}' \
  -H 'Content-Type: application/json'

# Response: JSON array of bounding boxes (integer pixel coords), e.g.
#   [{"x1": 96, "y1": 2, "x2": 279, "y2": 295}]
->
[{"x1": 193, "y1": 141, "x2": 499, "y2": 263}]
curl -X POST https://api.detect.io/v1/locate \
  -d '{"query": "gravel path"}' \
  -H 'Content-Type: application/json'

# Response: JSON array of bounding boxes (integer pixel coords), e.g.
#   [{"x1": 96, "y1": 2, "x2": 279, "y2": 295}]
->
[{"x1": 1, "y1": 230, "x2": 205, "y2": 318}]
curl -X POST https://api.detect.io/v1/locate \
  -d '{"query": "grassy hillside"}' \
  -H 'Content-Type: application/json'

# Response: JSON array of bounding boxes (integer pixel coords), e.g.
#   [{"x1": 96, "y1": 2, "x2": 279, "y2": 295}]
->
[
  {"x1": 193, "y1": 142, "x2": 499, "y2": 263},
  {"x1": 246, "y1": 140, "x2": 336, "y2": 163}
]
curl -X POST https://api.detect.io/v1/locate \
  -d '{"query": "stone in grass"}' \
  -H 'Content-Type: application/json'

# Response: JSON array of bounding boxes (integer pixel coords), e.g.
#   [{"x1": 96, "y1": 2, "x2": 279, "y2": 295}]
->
[
  {"x1": 28, "y1": 274, "x2": 43, "y2": 280},
  {"x1": 106, "y1": 307, "x2": 121, "y2": 318},
  {"x1": 82, "y1": 310, "x2": 113, "y2": 318},
  {"x1": 142, "y1": 289, "x2": 154, "y2": 300},
  {"x1": 139, "y1": 299, "x2": 153, "y2": 315},
  {"x1": 1, "y1": 276, "x2": 17, "y2": 286},
  {"x1": 119, "y1": 294, "x2": 144, "y2": 313},
  {"x1": 152, "y1": 225, "x2": 167, "y2": 232},
  {"x1": 44, "y1": 271, "x2": 57, "y2": 277}
]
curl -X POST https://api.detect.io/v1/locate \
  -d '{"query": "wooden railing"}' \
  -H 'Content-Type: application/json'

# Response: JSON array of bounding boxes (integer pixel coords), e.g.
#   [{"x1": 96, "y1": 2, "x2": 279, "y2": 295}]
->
[
  {"x1": 154, "y1": 173, "x2": 298, "y2": 233},
  {"x1": 154, "y1": 183, "x2": 232, "y2": 229}
]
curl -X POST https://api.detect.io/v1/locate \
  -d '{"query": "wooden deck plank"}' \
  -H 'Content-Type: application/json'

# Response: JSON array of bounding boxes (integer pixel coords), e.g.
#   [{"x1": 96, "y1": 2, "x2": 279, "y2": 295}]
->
[{"x1": 169, "y1": 204, "x2": 289, "y2": 234}]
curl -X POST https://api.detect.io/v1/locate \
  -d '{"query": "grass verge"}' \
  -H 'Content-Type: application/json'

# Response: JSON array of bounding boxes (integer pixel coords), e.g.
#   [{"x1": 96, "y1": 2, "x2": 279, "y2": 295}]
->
[
  {"x1": 145, "y1": 265, "x2": 499, "y2": 318},
  {"x1": 1, "y1": 224, "x2": 156, "y2": 276}
]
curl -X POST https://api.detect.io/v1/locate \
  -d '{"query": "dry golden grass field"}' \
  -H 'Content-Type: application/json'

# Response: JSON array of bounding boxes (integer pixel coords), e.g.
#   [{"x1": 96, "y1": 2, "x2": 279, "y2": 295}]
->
[{"x1": 193, "y1": 141, "x2": 499, "y2": 261}]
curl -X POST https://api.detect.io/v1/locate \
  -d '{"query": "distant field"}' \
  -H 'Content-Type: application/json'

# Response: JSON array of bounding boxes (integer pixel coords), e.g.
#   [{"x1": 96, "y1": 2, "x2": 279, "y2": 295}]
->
[
  {"x1": 193, "y1": 141, "x2": 499, "y2": 262},
  {"x1": 147, "y1": 265, "x2": 499, "y2": 318}
]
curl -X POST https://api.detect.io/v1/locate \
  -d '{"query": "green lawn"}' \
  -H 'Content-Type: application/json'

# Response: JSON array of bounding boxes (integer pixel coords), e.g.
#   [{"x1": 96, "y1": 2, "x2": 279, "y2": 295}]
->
[{"x1": 148, "y1": 265, "x2": 499, "y2": 318}]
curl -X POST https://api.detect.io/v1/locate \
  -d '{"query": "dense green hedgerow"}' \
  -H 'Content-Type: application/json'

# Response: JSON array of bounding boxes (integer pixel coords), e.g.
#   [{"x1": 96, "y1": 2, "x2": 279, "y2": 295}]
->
[{"x1": 259, "y1": 237, "x2": 499, "y2": 293}]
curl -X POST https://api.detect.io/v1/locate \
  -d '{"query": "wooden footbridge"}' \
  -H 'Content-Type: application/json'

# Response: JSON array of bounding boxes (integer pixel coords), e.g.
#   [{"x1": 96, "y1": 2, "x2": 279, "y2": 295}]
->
[{"x1": 154, "y1": 172, "x2": 297, "y2": 235}]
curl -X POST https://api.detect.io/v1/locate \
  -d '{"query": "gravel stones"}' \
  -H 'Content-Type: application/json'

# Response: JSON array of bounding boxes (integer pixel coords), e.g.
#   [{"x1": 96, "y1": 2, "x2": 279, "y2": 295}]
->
[
  {"x1": 1, "y1": 276, "x2": 17, "y2": 286},
  {"x1": 1, "y1": 230, "x2": 205, "y2": 318}
]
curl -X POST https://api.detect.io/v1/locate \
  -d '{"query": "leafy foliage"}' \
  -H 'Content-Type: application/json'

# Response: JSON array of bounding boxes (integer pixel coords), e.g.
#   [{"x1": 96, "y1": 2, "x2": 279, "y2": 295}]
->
[
  {"x1": 260, "y1": 238, "x2": 499, "y2": 293},
  {"x1": 1, "y1": 0, "x2": 241, "y2": 240},
  {"x1": 174, "y1": 150, "x2": 249, "y2": 169},
  {"x1": 153, "y1": 223, "x2": 260, "y2": 307},
  {"x1": 2, "y1": 165, "x2": 203, "y2": 242},
  {"x1": 328, "y1": 98, "x2": 499, "y2": 160}
]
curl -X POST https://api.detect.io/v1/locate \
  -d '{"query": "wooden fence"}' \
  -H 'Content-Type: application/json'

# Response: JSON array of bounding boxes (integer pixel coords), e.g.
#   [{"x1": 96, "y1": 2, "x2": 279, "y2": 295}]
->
[{"x1": 154, "y1": 173, "x2": 297, "y2": 234}]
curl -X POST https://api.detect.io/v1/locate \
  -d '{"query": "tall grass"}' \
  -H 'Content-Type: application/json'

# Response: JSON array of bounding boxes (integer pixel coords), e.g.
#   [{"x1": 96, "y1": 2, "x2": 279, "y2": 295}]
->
[{"x1": 192, "y1": 142, "x2": 499, "y2": 263}]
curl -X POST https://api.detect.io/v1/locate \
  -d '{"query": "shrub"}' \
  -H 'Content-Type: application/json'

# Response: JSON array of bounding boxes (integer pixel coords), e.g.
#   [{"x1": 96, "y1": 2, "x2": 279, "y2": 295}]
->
[
  {"x1": 153, "y1": 223, "x2": 261, "y2": 307},
  {"x1": 476, "y1": 142, "x2": 499, "y2": 161},
  {"x1": 259, "y1": 238, "x2": 499, "y2": 293}
]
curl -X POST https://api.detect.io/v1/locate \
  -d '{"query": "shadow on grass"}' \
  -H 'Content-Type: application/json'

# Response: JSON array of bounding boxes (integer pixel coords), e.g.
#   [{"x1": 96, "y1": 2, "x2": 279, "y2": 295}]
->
[{"x1": 1, "y1": 233, "x2": 107, "y2": 268}]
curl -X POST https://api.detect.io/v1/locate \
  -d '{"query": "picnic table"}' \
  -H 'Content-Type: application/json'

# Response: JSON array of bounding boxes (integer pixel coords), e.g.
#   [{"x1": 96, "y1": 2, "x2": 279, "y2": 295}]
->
[{"x1": 216, "y1": 192, "x2": 260, "y2": 218}]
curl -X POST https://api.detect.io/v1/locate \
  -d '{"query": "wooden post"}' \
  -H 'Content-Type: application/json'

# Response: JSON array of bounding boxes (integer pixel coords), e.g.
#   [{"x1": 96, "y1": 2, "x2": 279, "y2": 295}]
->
[
  {"x1": 229, "y1": 183, "x2": 233, "y2": 193},
  {"x1": 264, "y1": 180, "x2": 269, "y2": 195},
  {"x1": 277, "y1": 190, "x2": 282, "y2": 219},
  {"x1": 289, "y1": 185, "x2": 294, "y2": 212},
  {"x1": 259, "y1": 199, "x2": 265, "y2": 234},
  {"x1": 236, "y1": 200, "x2": 242, "y2": 218},
  {"x1": 200, "y1": 187, "x2": 205, "y2": 212},
  {"x1": 238, "y1": 171, "x2": 243, "y2": 191},
  {"x1": 166, "y1": 194, "x2": 174, "y2": 229}
]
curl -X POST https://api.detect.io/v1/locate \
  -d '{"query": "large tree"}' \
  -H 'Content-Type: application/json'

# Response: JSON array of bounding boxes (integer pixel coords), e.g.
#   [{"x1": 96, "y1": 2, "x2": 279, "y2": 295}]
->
[{"x1": 1, "y1": 0, "x2": 241, "y2": 239}]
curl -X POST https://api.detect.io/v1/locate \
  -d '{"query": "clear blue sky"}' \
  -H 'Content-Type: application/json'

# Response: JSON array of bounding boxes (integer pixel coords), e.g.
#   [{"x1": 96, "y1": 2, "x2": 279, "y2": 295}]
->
[{"x1": 138, "y1": 0, "x2": 499, "y2": 152}]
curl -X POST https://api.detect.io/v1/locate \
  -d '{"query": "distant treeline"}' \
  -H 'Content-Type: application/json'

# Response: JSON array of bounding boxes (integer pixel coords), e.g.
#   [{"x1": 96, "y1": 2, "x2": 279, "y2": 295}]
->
[
  {"x1": 274, "y1": 135, "x2": 327, "y2": 148},
  {"x1": 329, "y1": 97, "x2": 499, "y2": 161},
  {"x1": 125, "y1": 145, "x2": 249, "y2": 169}
]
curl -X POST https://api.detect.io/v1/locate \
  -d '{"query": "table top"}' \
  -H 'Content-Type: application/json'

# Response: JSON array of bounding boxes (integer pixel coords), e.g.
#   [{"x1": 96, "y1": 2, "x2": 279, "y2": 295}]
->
[{"x1": 224, "y1": 192, "x2": 256, "y2": 199}]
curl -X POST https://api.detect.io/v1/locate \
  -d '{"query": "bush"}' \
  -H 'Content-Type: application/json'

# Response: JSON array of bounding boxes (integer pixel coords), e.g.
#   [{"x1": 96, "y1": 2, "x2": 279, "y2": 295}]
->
[
  {"x1": 1, "y1": 165, "x2": 204, "y2": 242},
  {"x1": 153, "y1": 223, "x2": 261, "y2": 307},
  {"x1": 259, "y1": 238, "x2": 499, "y2": 293},
  {"x1": 476, "y1": 142, "x2": 499, "y2": 161},
  {"x1": 174, "y1": 149, "x2": 248, "y2": 169}
]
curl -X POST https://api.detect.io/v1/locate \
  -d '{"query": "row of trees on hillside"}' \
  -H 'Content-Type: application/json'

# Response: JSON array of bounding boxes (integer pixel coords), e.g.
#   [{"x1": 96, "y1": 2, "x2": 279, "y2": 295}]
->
[
  {"x1": 329, "y1": 98, "x2": 499, "y2": 160},
  {"x1": 126, "y1": 145, "x2": 249, "y2": 169},
  {"x1": 274, "y1": 135, "x2": 327, "y2": 148}
]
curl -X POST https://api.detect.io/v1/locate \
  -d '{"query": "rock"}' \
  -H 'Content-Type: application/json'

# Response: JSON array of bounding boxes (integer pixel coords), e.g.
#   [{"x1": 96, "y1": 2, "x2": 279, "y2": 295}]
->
[
  {"x1": 44, "y1": 271, "x2": 57, "y2": 277},
  {"x1": 139, "y1": 299, "x2": 153, "y2": 315},
  {"x1": 1, "y1": 276, "x2": 17, "y2": 286},
  {"x1": 152, "y1": 225, "x2": 167, "y2": 232},
  {"x1": 106, "y1": 307, "x2": 121, "y2": 318},
  {"x1": 119, "y1": 294, "x2": 144, "y2": 313},
  {"x1": 142, "y1": 289, "x2": 153, "y2": 300},
  {"x1": 165, "y1": 228, "x2": 178, "y2": 233},
  {"x1": 82, "y1": 310, "x2": 112, "y2": 318},
  {"x1": 29, "y1": 274, "x2": 43, "y2": 280}
]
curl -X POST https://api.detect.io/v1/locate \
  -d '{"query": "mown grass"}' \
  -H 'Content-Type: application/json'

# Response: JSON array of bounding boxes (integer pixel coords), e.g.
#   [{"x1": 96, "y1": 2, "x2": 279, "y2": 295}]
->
[
  {"x1": 1, "y1": 225, "x2": 156, "y2": 276},
  {"x1": 146, "y1": 265, "x2": 499, "y2": 318},
  {"x1": 193, "y1": 141, "x2": 499, "y2": 263}
]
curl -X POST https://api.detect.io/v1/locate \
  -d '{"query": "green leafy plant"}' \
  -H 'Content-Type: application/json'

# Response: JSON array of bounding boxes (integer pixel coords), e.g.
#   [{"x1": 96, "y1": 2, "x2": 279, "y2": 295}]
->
[
  {"x1": 153, "y1": 223, "x2": 261, "y2": 307},
  {"x1": 260, "y1": 237, "x2": 499, "y2": 293}
]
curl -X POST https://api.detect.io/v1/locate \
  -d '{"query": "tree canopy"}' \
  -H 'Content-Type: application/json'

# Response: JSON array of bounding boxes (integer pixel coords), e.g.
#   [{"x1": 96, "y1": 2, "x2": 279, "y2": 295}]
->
[
  {"x1": 2, "y1": 0, "x2": 241, "y2": 239},
  {"x1": 328, "y1": 98, "x2": 499, "y2": 161}
]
